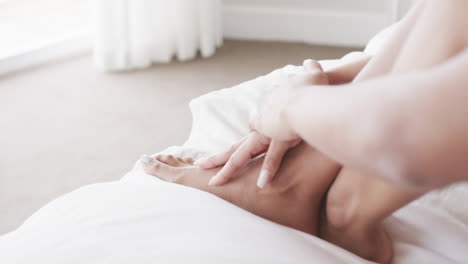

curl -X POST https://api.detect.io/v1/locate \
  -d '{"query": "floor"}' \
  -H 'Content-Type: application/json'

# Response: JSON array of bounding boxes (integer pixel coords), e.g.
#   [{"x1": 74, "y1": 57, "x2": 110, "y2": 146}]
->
[{"x1": 0, "y1": 40, "x2": 355, "y2": 235}]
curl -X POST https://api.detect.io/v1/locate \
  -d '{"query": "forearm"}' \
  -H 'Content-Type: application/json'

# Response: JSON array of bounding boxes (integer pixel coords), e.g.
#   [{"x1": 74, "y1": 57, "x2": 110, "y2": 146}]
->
[{"x1": 287, "y1": 50, "x2": 468, "y2": 189}]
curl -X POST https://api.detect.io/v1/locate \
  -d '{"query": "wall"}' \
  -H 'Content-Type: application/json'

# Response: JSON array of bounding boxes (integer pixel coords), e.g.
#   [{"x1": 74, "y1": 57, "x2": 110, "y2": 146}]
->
[
  {"x1": 222, "y1": 0, "x2": 414, "y2": 47},
  {"x1": 224, "y1": 0, "x2": 389, "y2": 13}
]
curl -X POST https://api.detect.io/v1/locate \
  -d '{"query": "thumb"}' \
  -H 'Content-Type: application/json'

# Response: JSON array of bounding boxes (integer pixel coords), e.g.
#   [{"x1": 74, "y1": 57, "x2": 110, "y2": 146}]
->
[{"x1": 303, "y1": 59, "x2": 323, "y2": 73}]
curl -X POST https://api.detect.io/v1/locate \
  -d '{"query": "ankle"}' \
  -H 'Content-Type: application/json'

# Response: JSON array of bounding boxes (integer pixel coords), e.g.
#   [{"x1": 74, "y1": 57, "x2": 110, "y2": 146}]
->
[
  {"x1": 321, "y1": 202, "x2": 394, "y2": 264},
  {"x1": 325, "y1": 186, "x2": 358, "y2": 230}
]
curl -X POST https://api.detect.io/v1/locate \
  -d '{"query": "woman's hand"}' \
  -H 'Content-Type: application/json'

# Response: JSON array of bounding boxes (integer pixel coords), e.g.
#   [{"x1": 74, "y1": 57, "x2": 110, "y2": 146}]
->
[
  {"x1": 196, "y1": 60, "x2": 329, "y2": 188},
  {"x1": 250, "y1": 60, "x2": 328, "y2": 140},
  {"x1": 197, "y1": 131, "x2": 300, "y2": 187}
]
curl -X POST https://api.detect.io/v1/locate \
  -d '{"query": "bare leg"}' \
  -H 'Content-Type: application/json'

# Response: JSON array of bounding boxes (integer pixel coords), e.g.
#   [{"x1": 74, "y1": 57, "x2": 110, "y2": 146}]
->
[
  {"x1": 324, "y1": 0, "x2": 468, "y2": 262},
  {"x1": 391, "y1": 0, "x2": 468, "y2": 73},
  {"x1": 354, "y1": 0, "x2": 426, "y2": 81},
  {"x1": 143, "y1": 2, "x2": 468, "y2": 262},
  {"x1": 322, "y1": 169, "x2": 423, "y2": 263},
  {"x1": 146, "y1": 146, "x2": 416, "y2": 263},
  {"x1": 143, "y1": 143, "x2": 340, "y2": 235}
]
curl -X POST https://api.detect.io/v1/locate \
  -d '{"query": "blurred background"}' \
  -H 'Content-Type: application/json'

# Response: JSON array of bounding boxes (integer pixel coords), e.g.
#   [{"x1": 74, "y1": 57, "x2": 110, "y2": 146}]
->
[{"x1": 0, "y1": 0, "x2": 414, "y2": 235}]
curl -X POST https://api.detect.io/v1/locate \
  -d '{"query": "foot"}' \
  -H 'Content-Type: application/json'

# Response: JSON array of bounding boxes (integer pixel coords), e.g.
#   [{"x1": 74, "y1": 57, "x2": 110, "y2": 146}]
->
[
  {"x1": 142, "y1": 143, "x2": 341, "y2": 235},
  {"x1": 155, "y1": 155, "x2": 195, "y2": 167},
  {"x1": 320, "y1": 212, "x2": 393, "y2": 264},
  {"x1": 319, "y1": 168, "x2": 411, "y2": 264}
]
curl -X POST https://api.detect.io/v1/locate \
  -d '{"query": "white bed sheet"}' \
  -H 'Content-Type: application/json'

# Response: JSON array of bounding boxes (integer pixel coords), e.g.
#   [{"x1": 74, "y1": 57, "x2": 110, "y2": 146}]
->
[{"x1": 1, "y1": 25, "x2": 468, "y2": 263}]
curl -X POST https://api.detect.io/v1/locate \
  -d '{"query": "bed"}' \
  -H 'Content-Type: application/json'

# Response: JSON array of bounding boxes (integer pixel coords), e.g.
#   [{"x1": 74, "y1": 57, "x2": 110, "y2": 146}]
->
[{"x1": 1, "y1": 25, "x2": 467, "y2": 264}]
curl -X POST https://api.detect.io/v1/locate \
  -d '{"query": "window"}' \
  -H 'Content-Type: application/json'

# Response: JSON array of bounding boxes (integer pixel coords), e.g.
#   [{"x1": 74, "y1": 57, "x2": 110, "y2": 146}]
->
[{"x1": 0, "y1": 0, "x2": 93, "y2": 60}]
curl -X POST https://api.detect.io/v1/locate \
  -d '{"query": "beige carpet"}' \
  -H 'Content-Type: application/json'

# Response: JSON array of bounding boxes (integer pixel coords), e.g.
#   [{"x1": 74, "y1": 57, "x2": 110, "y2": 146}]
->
[{"x1": 0, "y1": 40, "x2": 355, "y2": 235}]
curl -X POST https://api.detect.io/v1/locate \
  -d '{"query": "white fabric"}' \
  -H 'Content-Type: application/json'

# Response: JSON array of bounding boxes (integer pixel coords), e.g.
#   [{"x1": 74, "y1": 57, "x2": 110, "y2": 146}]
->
[
  {"x1": 95, "y1": 0, "x2": 223, "y2": 71},
  {"x1": 0, "y1": 176, "x2": 372, "y2": 264},
  {"x1": 2, "y1": 25, "x2": 468, "y2": 263}
]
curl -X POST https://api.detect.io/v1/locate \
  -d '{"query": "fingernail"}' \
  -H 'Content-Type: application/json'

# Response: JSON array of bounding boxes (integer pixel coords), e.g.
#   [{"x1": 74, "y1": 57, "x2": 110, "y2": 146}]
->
[
  {"x1": 194, "y1": 158, "x2": 204, "y2": 166},
  {"x1": 208, "y1": 176, "x2": 217, "y2": 186},
  {"x1": 208, "y1": 174, "x2": 222, "y2": 186},
  {"x1": 257, "y1": 170, "x2": 269, "y2": 189},
  {"x1": 140, "y1": 154, "x2": 155, "y2": 165}
]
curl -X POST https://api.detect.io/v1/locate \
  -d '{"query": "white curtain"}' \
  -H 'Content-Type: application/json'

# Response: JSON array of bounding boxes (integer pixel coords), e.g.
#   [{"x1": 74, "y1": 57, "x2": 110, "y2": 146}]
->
[{"x1": 95, "y1": 0, "x2": 223, "y2": 71}]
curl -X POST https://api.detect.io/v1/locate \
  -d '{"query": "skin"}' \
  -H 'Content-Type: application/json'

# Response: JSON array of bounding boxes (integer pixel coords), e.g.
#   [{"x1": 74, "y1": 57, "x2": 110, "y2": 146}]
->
[
  {"x1": 286, "y1": 0, "x2": 468, "y2": 189},
  {"x1": 203, "y1": 60, "x2": 329, "y2": 188},
  {"x1": 141, "y1": 0, "x2": 468, "y2": 262},
  {"x1": 200, "y1": 0, "x2": 468, "y2": 189},
  {"x1": 142, "y1": 144, "x2": 422, "y2": 263},
  {"x1": 142, "y1": 143, "x2": 341, "y2": 236},
  {"x1": 200, "y1": 58, "x2": 368, "y2": 188},
  {"x1": 250, "y1": 1, "x2": 468, "y2": 259},
  {"x1": 197, "y1": 2, "x2": 468, "y2": 255}
]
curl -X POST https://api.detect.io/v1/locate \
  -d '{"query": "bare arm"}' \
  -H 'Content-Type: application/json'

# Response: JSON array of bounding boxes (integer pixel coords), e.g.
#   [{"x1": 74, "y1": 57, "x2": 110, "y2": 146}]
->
[
  {"x1": 198, "y1": 56, "x2": 370, "y2": 186},
  {"x1": 287, "y1": 49, "x2": 468, "y2": 189}
]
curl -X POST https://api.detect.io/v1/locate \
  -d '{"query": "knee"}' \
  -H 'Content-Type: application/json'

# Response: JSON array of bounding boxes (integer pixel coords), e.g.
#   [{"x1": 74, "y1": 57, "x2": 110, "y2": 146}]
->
[{"x1": 423, "y1": 0, "x2": 468, "y2": 15}]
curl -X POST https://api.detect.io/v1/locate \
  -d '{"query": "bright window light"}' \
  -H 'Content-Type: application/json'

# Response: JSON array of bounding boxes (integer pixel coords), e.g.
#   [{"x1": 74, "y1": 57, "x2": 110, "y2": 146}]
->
[{"x1": 0, "y1": 0, "x2": 93, "y2": 59}]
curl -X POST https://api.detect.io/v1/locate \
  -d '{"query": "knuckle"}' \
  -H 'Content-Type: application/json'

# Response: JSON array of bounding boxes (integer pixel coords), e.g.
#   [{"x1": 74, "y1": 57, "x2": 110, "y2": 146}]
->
[
  {"x1": 257, "y1": 135, "x2": 271, "y2": 145},
  {"x1": 228, "y1": 154, "x2": 244, "y2": 169}
]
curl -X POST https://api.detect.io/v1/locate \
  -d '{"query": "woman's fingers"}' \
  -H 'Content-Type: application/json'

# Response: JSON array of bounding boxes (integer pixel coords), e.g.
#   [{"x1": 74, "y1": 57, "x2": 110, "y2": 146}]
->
[
  {"x1": 208, "y1": 132, "x2": 271, "y2": 186},
  {"x1": 195, "y1": 136, "x2": 247, "y2": 169},
  {"x1": 256, "y1": 140, "x2": 293, "y2": 188},
  {"x1": 141, "y1": 155, "x2": 173, "y2": 176}
]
